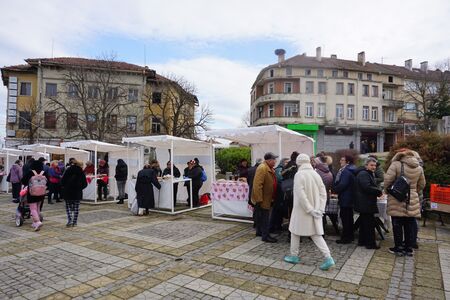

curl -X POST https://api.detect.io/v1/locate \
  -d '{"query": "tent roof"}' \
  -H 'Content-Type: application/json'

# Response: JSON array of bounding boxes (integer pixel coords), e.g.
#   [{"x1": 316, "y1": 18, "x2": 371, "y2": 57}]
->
[
  {"x1": 205, "y1": 125, "x2": 314, "y2": 146},
  {"x1": 0, "y1": 148, "x2": 49, "y2": 158},
  {"x1": 60, "y1": 140, "x2": 126, "y2": 152},
  {"x1": 122, "y1": 135, "x2": 211, "y2": 149},
  {"x1": 18, "y1": 143, "x2": 89, "y2": 155}
]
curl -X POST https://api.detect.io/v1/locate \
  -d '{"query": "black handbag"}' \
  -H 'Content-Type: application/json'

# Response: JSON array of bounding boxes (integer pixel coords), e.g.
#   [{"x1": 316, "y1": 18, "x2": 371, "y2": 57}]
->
[
  {"x1": 6, "y1": 173, "x2": 11, "y2": 182},
  {"x1": 281, "y1": 178, "x2": 294, "y2": 193},
  {"x1": 388, "y1": 162, "x2": 411, "y2": 204}
]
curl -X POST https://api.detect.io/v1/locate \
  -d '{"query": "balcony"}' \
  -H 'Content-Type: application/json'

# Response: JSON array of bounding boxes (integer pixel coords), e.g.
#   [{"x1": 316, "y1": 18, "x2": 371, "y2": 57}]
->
[
  {"x1": 382, "y1": 98, "x2": 404, "y2": 108},
  {"x1": 253, "y1": 93, "x2": 301, "y2": 106}
]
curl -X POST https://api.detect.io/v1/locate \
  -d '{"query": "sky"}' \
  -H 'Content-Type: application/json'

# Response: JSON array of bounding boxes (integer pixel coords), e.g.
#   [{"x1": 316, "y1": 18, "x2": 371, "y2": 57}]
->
[{"x1": 0, "y1": 0, "x2": 449, "y2": 136}]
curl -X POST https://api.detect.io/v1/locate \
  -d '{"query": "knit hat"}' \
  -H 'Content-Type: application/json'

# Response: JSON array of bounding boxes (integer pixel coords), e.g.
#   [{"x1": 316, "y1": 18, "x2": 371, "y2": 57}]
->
[{"x1": 296, "y1": 153, "x2": 310, "y2": 166}]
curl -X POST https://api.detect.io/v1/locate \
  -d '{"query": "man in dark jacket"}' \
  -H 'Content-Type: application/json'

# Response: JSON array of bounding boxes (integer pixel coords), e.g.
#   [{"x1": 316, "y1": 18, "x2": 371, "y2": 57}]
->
[
  {"x1": 188, "y1": 160, "x2": 204, "y2": 207},
  {"x1": 281, "y1": 151, "x2": 299, "y2": 219},
  {"x1": 115, "y1": 159, "x2": 128, "y2": 204},
  {"x1": 354, "y1": 157, "x2": 383, "y2": 249},
  {"x1": 135, "y1": 164, "x2": 161, "y2": 214},
  {"x1": 333, "y1": 155, "x2": 356, "y2": 244},
  {"x1": 368, "y1": 154, "x2": 384, "y2": 189},
  {"x1": 163, "y1": 161, "x2": 181, "y2": 206}
]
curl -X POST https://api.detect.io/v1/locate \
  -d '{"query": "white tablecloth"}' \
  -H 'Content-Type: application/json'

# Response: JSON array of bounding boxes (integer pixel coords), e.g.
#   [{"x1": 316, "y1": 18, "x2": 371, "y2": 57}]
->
[{"x1": 211, "y1": 181, "x2": 253, "y2": 218}]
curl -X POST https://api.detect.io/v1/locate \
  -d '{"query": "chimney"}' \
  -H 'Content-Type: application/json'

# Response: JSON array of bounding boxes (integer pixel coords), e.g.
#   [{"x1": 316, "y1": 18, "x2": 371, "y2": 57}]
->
[
  {"x1": 330, "y1": 54, "x2": 337, "y2": 59},
  {"x1": 404, "y1": 59, "x2": 412, "y2": 71},
  {"x1": 316, "y1": 47, "x2": 322, "y2": 61},
  {"x1": 420, "y1": 61, "x2": 428, "y2": 73},
  {"x1": 274, "y1": 49, "x2": 286, "y2": 63},
  {"x1": 357, "y1": 51, "x2": 366, "y2": 66},
  {"x1": 302, "y1": 52, "x2": 307, "y2": 56}
]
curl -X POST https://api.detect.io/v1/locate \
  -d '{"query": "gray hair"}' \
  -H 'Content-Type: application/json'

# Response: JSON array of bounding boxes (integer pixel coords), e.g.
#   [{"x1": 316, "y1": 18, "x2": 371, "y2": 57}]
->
[
  {"x1": 255, "y1": 158, "x2": 263, "y2": 164},
  {"x1": 365, "y1": 157, "x2": 378, "y2": 166}
]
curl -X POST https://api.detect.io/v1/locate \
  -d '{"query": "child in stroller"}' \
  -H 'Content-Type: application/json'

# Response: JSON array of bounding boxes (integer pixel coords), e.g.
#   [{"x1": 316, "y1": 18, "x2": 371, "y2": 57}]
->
[{"x1": 15, "y1": 192, "x2": 43, "y2": 227}]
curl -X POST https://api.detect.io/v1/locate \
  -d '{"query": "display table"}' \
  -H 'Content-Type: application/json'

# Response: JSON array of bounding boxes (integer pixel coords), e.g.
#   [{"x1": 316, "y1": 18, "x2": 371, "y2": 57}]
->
[
  {"x1": 211, "y1": 181, "x2": 253, "y2": 221},
  {"x1": 83, "y1": 175, "x2": 116, "y2": 202},
  {"x1": 127, "y1": 177, "x2": 192, "y2": 210}
]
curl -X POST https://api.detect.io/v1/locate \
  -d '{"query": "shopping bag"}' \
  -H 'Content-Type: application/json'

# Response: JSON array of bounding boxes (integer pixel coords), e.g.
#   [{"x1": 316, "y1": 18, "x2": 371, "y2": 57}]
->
[{"x1": 130, "y1": 197, "x2": 139, "y2": 215}]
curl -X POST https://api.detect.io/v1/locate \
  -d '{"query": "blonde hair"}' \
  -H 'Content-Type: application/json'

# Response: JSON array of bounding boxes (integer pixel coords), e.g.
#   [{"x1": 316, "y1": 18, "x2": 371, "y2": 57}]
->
[
  {"x1": 50, "y1": 160, "x2": 58, "y2": 167},
  {"x1": 73, "y1": 159, "x2": 83, "y2": 168}
]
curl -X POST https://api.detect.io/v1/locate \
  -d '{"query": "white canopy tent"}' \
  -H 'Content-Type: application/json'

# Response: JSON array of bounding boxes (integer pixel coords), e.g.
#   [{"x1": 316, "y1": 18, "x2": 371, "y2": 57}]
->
[
  {"x1": 0, "y1": 148, "x2": 50, "y2": 192},
  {"x1": 61, "y1": 140, "x2": 138, "y2": 204},
  {"x1": 205, "y1": 125, "x2": 315, "y2": 222},
  {"x1": 122, "y1": 135, "x2": 213, "y2": 214},
  {"x1": 18, "y1": 143, "x2": 90, "y2": 165}
]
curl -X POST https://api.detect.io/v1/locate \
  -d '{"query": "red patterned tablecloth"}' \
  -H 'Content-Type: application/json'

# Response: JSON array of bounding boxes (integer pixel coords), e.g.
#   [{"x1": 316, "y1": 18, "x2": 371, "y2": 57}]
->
[{"x1": 211, "y1": 181, "x2": 249, "y2": 201}]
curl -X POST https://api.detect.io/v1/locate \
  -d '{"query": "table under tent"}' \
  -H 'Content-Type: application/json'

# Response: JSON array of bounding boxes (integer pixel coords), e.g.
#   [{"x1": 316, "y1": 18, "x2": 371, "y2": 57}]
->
[
  {"x1": 0, "y1": 148, "x2": 50, "y2": 193},
  {"x1": 60, "y1": 140, "x2": 139, "y2": 204},
  {"x1": 122, "y1": 135, "x2": 214, "y2": 215},
  {"x1": 18, "y1": 143, "x2": 90, "y2": 165},
  {"x1": 205, "y1": 125, "x2": 315, "y2": 223}
]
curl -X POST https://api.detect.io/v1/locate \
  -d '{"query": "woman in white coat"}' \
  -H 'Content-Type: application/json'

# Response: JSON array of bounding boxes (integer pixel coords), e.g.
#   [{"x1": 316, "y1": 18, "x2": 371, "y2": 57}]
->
[{"x1": 284, "y1": 154, "x2": 335, "y2": 270}]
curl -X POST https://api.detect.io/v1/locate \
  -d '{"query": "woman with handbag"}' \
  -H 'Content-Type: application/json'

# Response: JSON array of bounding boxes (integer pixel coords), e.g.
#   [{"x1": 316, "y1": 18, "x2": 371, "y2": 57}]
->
[
  {"x1": 9, "y1": 160, "x2": 23, "y2": 203},
  {"x1": 61, "y1": 159, "x2": 87, "y2": 227}
]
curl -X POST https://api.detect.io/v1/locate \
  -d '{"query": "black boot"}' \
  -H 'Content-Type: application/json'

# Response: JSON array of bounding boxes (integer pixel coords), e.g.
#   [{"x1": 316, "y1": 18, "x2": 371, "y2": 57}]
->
[{"x1": 117, "y1": 199, "x2": 124, "y2": 204}]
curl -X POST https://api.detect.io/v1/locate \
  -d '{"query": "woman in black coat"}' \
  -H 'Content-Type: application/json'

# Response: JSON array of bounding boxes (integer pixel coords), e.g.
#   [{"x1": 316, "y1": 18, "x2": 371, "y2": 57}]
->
[
  {"x1": 187, "y1": 161, "x2": 203, "y2": 207},
  {"x1": 115, "y1": 159, "x2": 128, "y2": 204},
  {"x1": 354, "y1": 158, "x2": 383, "y2": 249},
  {"x1": 61, "y1": 160, "x2": 87, "y2": 227},
  {"x1": 135, "y1": 165, "x2": 161, "y2": 214},
  {"x1": 21, "y1": 159, "x2": 46, "y2": 231}
]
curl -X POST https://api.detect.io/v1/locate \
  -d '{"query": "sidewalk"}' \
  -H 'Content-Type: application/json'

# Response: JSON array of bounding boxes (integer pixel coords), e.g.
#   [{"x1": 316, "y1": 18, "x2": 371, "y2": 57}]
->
[{"x1": 0, "y1": 194, "x2": 447, "y2": 299}]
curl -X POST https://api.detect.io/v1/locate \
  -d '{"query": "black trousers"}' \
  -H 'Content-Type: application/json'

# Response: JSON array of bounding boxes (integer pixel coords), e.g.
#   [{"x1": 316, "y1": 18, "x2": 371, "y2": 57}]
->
[
  {"x1": 358, "y1": 213, "x2": 376, "y2": 247},
  {"x1": 192, "y1": 184, "x2": 202, "y2": 207},
  {"x1": 339, "y1": 207, "x2": 354, "y2": 241},
  {"x1": 173, "y1": 183, "x2": 178, "y2": 205},
  {"x1": 97, "y1": 180, "x2": 108, "y2": 199},
  {"x1": 12, "y1": 182, "x2": 21, "y2": 199},
  {"x1": 392, "y1": 216, "x2": 415, "y2": 250},
  {"x1": 255, "y1": 206, "x2": 270, "y2": 239}
]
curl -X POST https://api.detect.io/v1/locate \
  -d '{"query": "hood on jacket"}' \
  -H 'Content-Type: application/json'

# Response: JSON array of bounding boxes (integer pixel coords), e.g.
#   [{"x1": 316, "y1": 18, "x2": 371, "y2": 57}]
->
[
  {"x1": 392, "y1": 151, "x2": 420, "y2": 168},
  {"x1": 315, "y1": 161, "x2": 330, "y2": 173},
  {"x1": 117, "y1": 159, "x2": 127, "y2": 167},
  {"x1": 354, "y1": 166, "x2": 366, "y2": 175},
  {"x1": 346, "y1": 164, "x2": 357, "y2": 174}
]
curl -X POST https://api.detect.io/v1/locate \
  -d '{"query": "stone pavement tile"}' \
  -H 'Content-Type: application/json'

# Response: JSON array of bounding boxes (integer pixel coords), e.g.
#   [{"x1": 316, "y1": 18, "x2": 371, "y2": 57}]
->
[
  {"x1": 287, "y1": 291, "x2": 322, "y2": 299},
  {"x1": 42, "y1": 292, "x2": 72, "y2": 300},
  {"x1": 225, "y1": 289, "x2": 258, "y2": 300},
  {"x1": 358, "y1": 286, "x2": 386, "y2": 299},
  {"x1": 111, "y1": 284, "x2": 143, "y2": 299},
  {"x1": 243, "y1": 263, "x2": 266, "y2": 274},
  {"x1": 193, "y1": 254, "x2": 215, "y2": 263},
  {"x1": 149, "y1": 282, "x2": 180, "y2": 296},
  {"x1": 415, "y1": 275, "x2": 444, "y2": 289},
  {"x1": 167, "y1": 274, "x2": 197, "y2": 286},
  {"x1": 126, "y1": 263, "x2": 151, "y2": 273},
  {"x1": 303, "y1": 275, "x2": 330, "y2": 288},
  {"x1": 261, "y1": 267, "x2": 288, "y2": 279},
  {"x1": 129, "y1": 290, "x2": 163, "y2": 300},
  {"x1": 359, "y1": 277, "x2": 389, "y2": 291},
  {"x1": 329, "y1": 281, "x2": 358, "y2": 294},
  {"x1": 240, "y1": 281, "x2": 270, "y2": 295},
  {"x1": 151, "y1": 270, "x2": 178, "y2": 281},
  {"x1": 184, "y1": 267, "x2": 210, "y2": 278},
  {"x1": 413, "y1": 286, "x2": 445, "y2": 299},
  {"x1": 364, "y1": 268, "x2": 391, "y2": 280},
  {"x1": 142, "y1": 243, "x2": 163, "y2": 250},
  {"x1": 185, "y1": 278, "x2": 215, "y2": 292},
  {"x1": 281, "y1": 271, "x2": 306, "y2": 283},
  {"x1": 96, "y1": 294, "x2": 122, "y2": 300},
  {"x1": 106, "y1": 269, "x2": 134, "y2": 280},
  {"x1": 290, "y1": 264, "x2": 315, "y2": 275},
  {"x1": 133, "y1": 276, "x2": 162, "y2": 289},
  {"x1": 204, "y1": 284, "x2": 236, "y2": 298},
  {"x1": 143, "y1": 257, "x2": 166, "y2": 266},
  {"x1": 60, "y1": 284, "x2": 95, "y2": 298},
  {"x1": 166, "y1": 262, "x2": 192, "y2": 274},
  {"x1": 87, "y1": 276, "x2": 116, "y2": 288},
  {"x1": 261, "y1": 286, "x2": 292, "y2": 300},
  {"x1": 207, "y1": 257, "x2": 230, "y2": 266},
  {"x1": 224, "y1": 260, "x2": 248, "y2": 270}
]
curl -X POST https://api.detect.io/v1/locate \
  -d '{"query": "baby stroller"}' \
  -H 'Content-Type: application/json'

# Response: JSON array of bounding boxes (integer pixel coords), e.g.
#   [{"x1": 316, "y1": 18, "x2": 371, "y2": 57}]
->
[{"x1": 15, "y1": 199, "x2": 44, "y2": 227}]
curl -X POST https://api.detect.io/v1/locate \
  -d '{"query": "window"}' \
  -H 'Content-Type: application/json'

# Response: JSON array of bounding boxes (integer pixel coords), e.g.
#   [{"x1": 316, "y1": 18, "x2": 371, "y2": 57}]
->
[
  {"x1": 268, "y1": 82, "x2": 274, "y2": 94},
  {"x1": 152, "y1": 92, "x2": 162, "y2": 104},
  {"x1": 88, "y1": 86, "x2": 99, "y2": 99},
  {"x1": 286, "y1": 67, "x2": 292, "y2": 76},
  {"x1": 127, "y1": 115, "x2": 137, "y2": 132},
  {"x1": 383, "y1": 88, "x2": 393, "y2": 100},
  {"x1": 44, "y1": 111, "x2": 56, "y2": 129},
  {"x1": 305, "y1": 102, "x2": 314, "y2": 117},
  {"x1": 317, "y1": 103, "x2": 326, "y2": 118},
  {"x1": 343, "y1": 71, "x2": 349, "y2": 78},
  {"x1": 336, "y1": 104, "x2": 344, "y2": 119},
  {"x1": 268, "y1": 104, "x2": 274, "y2": 117},
  {"x1": 317, "y1": 69, "x2": 324, "y2": 77},
  {"x1": 45, "y1": 83, "x2": 57, "y2": 97},
  {"x1": 18, "y1": 111, "x2": 31, "y2": 129},
  {"x1": 362, "y1": 106, "x2": 369, "y2": 120},
  {"x1": 358, "y1": 73, "x2": 363, "y2": 80},
  {"x1": 20, "y1": 82, "x2": 31, "y2": 96},
  {"x1": 258, "y1": 106, "x2": 264, "y2": 118},
  {"x1": 388, "y1": 76, "x2": 394, "y2": 83},
  {"x1": 387, "y1": 110, "x2": 395, "y2": 122},
  {"x1": 67, "y1": 84, "x2": 78, "y2": 98},
  {"x1": 108, "y1": 114, "x2": 117, "y2": 131},
  {"x1": 336, "y1": 82, "x2": 344, "y2": 95},
  {"x1": 87, "y1": 114, "x2": 97, "y2": 130},
  {"x1": 372, "y1": 85, "x2": 379, "y2": 97},
  {"x1": 107, "y1": 87, "x2": 118, "y2": 100},
  {"x1": 284, "y1": 82, "x2": 292, "y2": 93},
  {"x1": 367, "y1": 73, "x2": 372, "y2": 81},
  {"x1": 404, "y1": 124, "x2": 417, "y2": 135},
  {"x1": 305, "y1": 69, "x2": 311, "y2": 76},
  {"x1": 363, "y1": 84, "x2": 369, "y2": 96},
  {"x1": 67, "y1": 113, "x2": 78, "y2": 130},
  {"x1": 128, "y1": 88, "x2": 138, "y2": 101},
  {"x1": 332, "y1": 70, "x2": 338, "y2": 78},
  {"x1": 371, "y1": 107, "x2": 379, "y2": 121},
  {"x1": 318, "y1": 82, "x2": 327, "y2": 94},
  {"x1": 269, "y1": 69, "x2": 274, "y2": 77},
  {"x1": 151, "y1": 117, "x2": 161, "y2": 133},
  {"x1": 347, "y1": 83, "x2": 355, "y2": 95},
  {"x1": 404, "y1": 102, "x2": 417, "y2": 112},
  {"x1": 305, "y1": 81, "x2": 314, "y2": 94},
  {"x1": 347, "y1": 105, "x2": 354, "y2": 119},
  {"x1": 284, "y1": 103, "x2": 298, "y2": 117}
]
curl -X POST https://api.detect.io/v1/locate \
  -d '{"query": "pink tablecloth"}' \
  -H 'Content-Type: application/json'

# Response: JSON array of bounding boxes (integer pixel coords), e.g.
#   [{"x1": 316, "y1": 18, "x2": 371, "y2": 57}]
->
[{"x1": 211, "y1": 181, "x2": 249, "y2": 201}]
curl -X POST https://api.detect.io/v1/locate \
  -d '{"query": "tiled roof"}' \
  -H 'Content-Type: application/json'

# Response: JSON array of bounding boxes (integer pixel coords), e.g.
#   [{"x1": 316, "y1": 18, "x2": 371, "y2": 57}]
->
[{"x1": 2, "y1": 64, "x2": 35, "y2": 72}]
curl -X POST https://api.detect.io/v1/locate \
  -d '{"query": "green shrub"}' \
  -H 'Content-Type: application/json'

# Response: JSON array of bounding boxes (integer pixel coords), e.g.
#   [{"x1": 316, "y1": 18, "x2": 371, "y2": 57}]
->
[
  {"x1": 385, "y1": 132, "x2": 450, "y2": 197},
  {"x1": 215, "y1": 147, "x2": 251, "y2": 174}
]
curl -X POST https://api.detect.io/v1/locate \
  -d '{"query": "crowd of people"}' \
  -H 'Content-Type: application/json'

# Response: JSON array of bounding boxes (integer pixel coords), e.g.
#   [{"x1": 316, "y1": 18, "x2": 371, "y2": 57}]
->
[{"x1": 247, "y1": 148, "x2": 425, "y2": 270}]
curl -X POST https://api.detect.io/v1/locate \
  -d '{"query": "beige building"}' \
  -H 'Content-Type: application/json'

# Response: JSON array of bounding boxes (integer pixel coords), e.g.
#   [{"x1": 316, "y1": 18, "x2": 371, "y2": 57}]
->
[
  {"x1": 250, "y1": 47, "x2": 445, "y2": 153},
  {"x1": 1, "y1": 58, "x2": 196, "y2": 147}
]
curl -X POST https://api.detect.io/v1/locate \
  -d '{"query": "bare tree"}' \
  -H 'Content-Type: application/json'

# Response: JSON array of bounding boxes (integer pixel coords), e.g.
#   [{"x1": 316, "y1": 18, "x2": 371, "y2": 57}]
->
[
  {"x1": 240, "y1": 110, "x2": 251, "y2": 127},
  {"x1": 402, "y1": 62, "x2": 450, "y2": 131},
  {"x1": 17, "y1": 101, "x2": 42, "y2": 144},
  {"x1": 143, "y1": 74, "x2": 213, "y2": 139},
  {"x1": 45, "y1": 54, "x2": 139, "y2": 142}
]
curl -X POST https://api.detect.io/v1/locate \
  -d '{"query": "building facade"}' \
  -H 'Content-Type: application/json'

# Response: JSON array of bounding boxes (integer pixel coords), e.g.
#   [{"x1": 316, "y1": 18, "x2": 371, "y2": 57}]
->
[
  {"x1": 250, "y1": 47, "x2": 440, "y2": 153},
  {"x1": 1, "y1": 58, "x2": 196, "y2": 147}
]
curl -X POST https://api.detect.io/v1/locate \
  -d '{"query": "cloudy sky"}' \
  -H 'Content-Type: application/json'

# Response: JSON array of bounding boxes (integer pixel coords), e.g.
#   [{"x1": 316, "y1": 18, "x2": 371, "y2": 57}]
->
[{"x1": 1, "y1": 0, "x2": 449, "y2": 134}]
